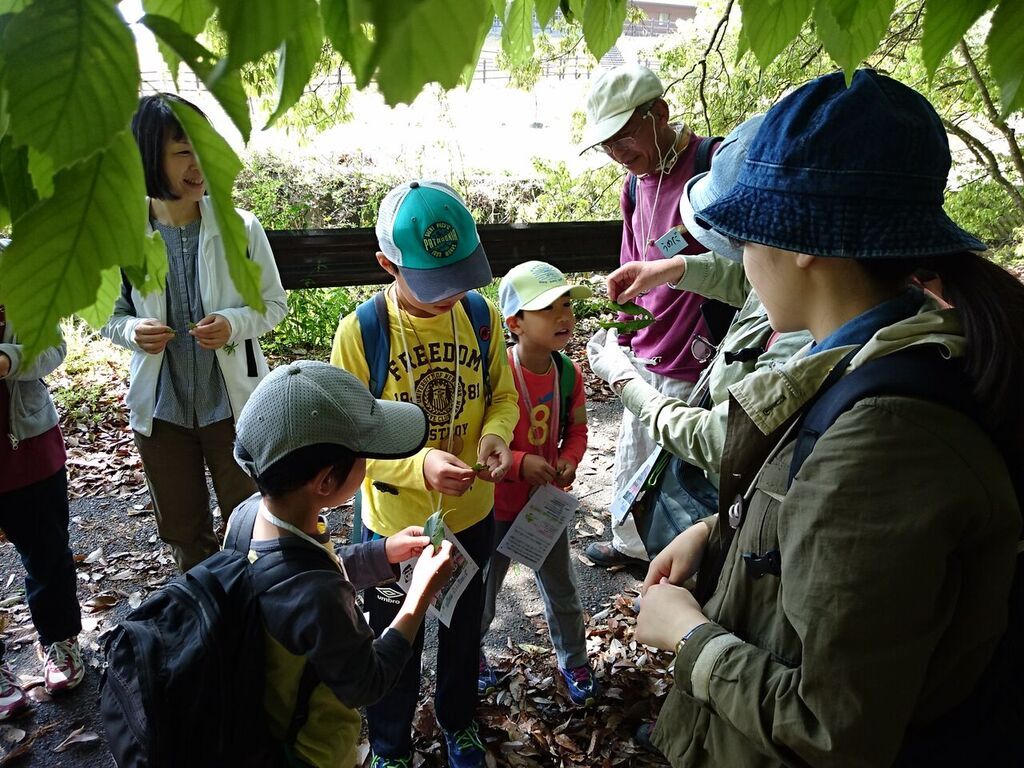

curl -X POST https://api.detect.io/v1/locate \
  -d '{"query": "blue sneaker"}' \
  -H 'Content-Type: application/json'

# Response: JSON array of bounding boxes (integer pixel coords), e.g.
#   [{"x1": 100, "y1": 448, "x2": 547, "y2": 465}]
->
[
  {"x1": 443, "y1": 721, "x2": 486, "y2": 768},
  {"x1": 369, "y1": 754, "x2": 412, "y2": 768},
  {"x1": 477, "y1": 653, "x2": 497, "y2": 696},
  {"x1": 559, "y1": 663, "x2": 599, "y2": 706}
]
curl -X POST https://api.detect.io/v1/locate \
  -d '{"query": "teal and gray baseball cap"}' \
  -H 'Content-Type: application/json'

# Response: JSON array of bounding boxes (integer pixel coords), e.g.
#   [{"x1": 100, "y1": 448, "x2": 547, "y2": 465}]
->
[{"x1": 375, "y1": 180, "x2": 493, "y2": 303}]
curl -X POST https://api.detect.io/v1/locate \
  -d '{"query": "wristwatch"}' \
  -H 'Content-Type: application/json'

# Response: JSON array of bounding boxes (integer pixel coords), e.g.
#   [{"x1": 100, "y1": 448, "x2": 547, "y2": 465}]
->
[{"x1": 675, "y1": 622, "x2": 708, "y2": 656}]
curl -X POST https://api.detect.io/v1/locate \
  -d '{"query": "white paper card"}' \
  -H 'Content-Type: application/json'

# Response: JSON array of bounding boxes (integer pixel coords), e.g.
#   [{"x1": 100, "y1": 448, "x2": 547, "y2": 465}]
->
[
  {"x1": 655, "y1": 226, "x2": 687, "y2": 257},
  {"x1": 496, "y1": 484, "x2": 579, "y2": 570},
  {"x1": 610, "y1": 447, "x2": 662, "y2": 526},
  {"x1": 396, "y1": 524, "x2": 478, "y2": 628}
]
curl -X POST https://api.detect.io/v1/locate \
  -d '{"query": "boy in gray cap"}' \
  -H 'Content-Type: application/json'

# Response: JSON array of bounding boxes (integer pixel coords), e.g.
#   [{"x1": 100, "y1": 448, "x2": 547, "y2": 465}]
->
[{"x1": 229, "y1": 360, "x2": 455, "y2": 768}]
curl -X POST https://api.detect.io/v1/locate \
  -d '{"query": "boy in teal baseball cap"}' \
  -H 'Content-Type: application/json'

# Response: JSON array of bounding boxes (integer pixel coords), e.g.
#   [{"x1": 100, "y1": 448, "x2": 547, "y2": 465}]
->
[{"x1": 330, "y1": 180, "x2": 521, "y2": 768}]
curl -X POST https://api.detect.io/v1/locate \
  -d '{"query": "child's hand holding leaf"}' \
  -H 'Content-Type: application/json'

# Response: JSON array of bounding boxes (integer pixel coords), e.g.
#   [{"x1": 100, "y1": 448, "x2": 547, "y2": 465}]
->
[{"x1": 385, "y1": 525, "x2": 431, "y2": 564}]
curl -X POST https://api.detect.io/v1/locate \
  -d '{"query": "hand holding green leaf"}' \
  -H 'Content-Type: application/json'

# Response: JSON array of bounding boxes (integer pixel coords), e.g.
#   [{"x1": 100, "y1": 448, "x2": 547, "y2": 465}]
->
[{"x1": 596, "y1": 300, "x2": 657, "y2": 333}]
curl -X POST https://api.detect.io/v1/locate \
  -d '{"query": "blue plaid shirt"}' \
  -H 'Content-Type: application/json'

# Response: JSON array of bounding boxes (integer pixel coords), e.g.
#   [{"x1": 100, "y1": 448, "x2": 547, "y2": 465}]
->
[{"x1": 152, "y1": 218, "x2": 232, "y2": 428}]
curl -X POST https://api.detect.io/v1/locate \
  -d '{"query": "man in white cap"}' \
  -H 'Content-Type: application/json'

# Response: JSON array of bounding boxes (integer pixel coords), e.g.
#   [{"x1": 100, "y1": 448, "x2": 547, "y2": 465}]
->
[{"x1": 580, "y1": 64, "x2": 722, "y2": 566}]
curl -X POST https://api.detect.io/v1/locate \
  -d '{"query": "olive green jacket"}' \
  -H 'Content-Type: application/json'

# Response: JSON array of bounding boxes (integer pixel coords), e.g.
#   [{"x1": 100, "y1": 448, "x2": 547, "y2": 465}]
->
[
  {"x1": 620, "y1": 253, "x2": 811, "y2": 486},
  {"x1": 652, "y1": 301, "x2": 1020, "y2": 767}
]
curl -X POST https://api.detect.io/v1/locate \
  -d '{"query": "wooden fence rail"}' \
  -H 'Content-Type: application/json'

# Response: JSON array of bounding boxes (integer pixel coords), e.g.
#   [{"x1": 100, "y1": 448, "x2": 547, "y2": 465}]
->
[{"x1": 266, "y1": 220, "x2": 623, "y2": 290}]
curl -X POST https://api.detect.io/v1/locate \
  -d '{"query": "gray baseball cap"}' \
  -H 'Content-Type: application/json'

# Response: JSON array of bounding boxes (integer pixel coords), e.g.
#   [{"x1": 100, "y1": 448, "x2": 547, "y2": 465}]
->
[{"x1": 234, "y1": 360, "x2": 428, "y2": 480}]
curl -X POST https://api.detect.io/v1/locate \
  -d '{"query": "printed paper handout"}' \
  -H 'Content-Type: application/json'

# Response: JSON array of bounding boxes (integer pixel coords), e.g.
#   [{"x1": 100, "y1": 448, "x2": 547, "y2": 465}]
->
[
  {"x1": 397, "y1": 524, "x2": 478, "y2": 628},
  {"x1": 610, "y1": 447, "x2": 661, "y2": 527},
  {"x1": 497, "y1": 484, "x2": 580, "y2": 570}
]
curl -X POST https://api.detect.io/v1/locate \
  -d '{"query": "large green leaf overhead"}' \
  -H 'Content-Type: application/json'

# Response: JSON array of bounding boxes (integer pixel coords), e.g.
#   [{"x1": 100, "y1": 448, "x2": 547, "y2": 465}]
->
[
  {"x1": 141, "y1": 0, "x2": 215, "y2": 85},
  {"x1": 167, "y1": 101, "x2": 265, "y2": 314},
  {"x1": 215, "y1": 0, "x2": 303, "y2": 71},
  {"x1": 739, "y1": 0, "x2": 813, "y2": 69},
  {"x1": 502, "y1": 0, "x2": 535, "y2": 66},
  {"x1": 582, "y1": 0, "x2": 627, "y2": 61},
  {"x1": 140, "y1": 13, "x2": 252, "y2": 142},
  {"x1": 921, "y1": 0, "x2": 992, "y2": 77},
  {"x1": 987, "y1": 0, "x2": 1024, "y2": 117},
  {"x1": 3, "y1": 0, "x2": 139, "y2": 172},
  {"x1": 265, "y1": 1, "x2": 324, "y2": 129},
  {"x1": 372, "y1": 0, "x2": 493, "y2": 106},
  {"x1": 814, "y1": 0, "x2": 895, "y2": 82},
  {"x1": 321, "y1": 0, "x2": 374, "y2": 88},
  {"x1": 0, "y1": 130, "x2": 147, "y2": 353}
]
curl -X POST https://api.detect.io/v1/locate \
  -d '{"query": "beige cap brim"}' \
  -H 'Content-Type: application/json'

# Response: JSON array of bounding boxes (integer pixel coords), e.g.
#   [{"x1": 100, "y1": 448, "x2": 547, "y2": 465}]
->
[
  {"x1": 578, "y1": 109, "x2": 634, "y2": 154},
  {"x1": 518, "y1": 284, "x2": 594, "y2": 313}
]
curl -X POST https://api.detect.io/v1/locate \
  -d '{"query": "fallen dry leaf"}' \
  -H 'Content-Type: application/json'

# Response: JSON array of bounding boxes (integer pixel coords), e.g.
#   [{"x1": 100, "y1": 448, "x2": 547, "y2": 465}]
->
[{"x1": 52, "y1": 726, "x2": 100, "y2": 753}]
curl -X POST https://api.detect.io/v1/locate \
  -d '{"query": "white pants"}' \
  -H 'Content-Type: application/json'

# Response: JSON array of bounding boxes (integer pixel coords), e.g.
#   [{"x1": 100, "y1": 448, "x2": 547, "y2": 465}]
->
[{"x1": 611, "y1": 356, "x2": 694, "y2": 560}]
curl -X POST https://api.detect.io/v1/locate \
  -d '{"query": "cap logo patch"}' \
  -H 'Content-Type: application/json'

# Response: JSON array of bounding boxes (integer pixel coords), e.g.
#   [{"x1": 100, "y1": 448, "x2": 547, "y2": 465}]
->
[
  {"x1": 423, "y1": 221, "x2": 459, "y2": 259},
  {"x1": 530, "y1": 263, "x2": 563, "y2": 285}
]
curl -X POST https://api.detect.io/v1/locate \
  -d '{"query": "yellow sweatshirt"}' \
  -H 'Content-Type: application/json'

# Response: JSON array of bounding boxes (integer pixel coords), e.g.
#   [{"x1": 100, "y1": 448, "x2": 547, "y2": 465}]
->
[{"x1": 330, "y1": 291, "x2": 519, "y2": 535}]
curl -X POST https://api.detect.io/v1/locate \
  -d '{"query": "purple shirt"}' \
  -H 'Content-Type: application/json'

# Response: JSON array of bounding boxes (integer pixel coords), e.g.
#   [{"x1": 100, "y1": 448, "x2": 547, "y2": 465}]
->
[{"x1": 619, "y1": 135, "x2": 717, "y2": 382}]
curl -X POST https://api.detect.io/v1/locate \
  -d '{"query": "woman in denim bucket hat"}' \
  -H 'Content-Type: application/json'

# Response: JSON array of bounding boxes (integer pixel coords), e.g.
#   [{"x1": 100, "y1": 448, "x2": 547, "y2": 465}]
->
[{"x1": 633, "y1": 70, "x2": 1022, "y2": 767}]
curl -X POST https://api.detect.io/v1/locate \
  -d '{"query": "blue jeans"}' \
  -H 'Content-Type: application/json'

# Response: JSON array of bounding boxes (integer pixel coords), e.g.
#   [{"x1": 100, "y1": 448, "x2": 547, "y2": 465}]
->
[
  {"x1": 0, "y1": 467, "x2": 81, "y2": 648},
  {"x1": 481, "y1": 522, "x2": 587, "y2": 669},
  {"x1": 362, "y1": 513, "x2": 493, "y2": 758}
]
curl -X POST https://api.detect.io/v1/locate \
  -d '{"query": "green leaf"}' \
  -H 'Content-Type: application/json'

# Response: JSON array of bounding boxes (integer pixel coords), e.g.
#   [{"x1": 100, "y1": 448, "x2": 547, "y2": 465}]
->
[
  {"x1": 122, "y1": 230, "x2": 169, "y2": 296},
  {"x1": 167, "y1": 100, "x2": 265, "y2": 313},
  {"x1": 372, "y1": 0, "x2": 493, "y2": 106},
  {"x1": 3, "y1": 0, "x2": 139, "y2": 173},
  {"x1": 0, "y1": 0, "x2": 31, "y2": 12},
  {"x1": 141, "y1": 13, "x2": 252, "y2": 142},
  {"x1": 814, "y1": 0, "x2": 895, "y2": 82},
  {"x1": 215, "y1": 0, "x2": 303, "y2": 71},
  {"x1": 501, "y1": 0, "x2": 535, "y2": 67},
  {"x1": 265, "y1": 3, "x2": 323, "y2": 129},
  {"x1": 76, "y1": 264, "x2": 121, "y2": 329},
  {"x1": 738, "y1": 0, "x2": 812, "y2": 69},
  {"x1": 921, "y1": 0, "x2": 990, "y2": 77},
  {"x1": 535, "y1": 0, "x2": 558, "y2": 28},
  {"x1": 581, "y1": 0, "x2": 626, "y2": 61},
  {"x1": 322, "y1": 0, "x2": 374, "y2": 88},
  {"x1": 26, "y1": 147, "x2": 53, "y2": 200},
  {"x1": 0, "y1": 130, "x2": 147, "y2": 357},
  {"x1": 142, "y1": 0, "x2": 215, "y2": 86},
  {"x1": 986, "y1": 0, "x2": 1024, "y2": 117},
  {"x1": 0, "y1": 136, "x2": 39, "y2": 223}
]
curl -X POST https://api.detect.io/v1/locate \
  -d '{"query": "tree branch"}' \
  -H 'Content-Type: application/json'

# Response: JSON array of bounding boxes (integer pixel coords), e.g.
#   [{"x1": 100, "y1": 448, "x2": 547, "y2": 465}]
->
[
  {"x1": 942, "y1": 117, "x2": 1024, "y2": 213},
  {"x1": 957, "y1": 39, "x2": 1024, "y2": 181}
]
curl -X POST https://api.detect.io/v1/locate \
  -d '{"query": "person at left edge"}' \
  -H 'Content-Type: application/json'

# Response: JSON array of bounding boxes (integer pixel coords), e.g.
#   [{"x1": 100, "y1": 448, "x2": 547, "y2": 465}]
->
[{"x1": 102, "y1": 94, "x2": 287, "y2": 572}]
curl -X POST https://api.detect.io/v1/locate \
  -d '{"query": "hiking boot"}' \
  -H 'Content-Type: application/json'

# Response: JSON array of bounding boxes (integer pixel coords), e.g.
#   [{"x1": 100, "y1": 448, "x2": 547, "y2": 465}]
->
[
  {"x1": 0, "y1": 663, "x2": 29, "y2": 721},
  {"x1": 585, "y1": 540, "x2": 645, "y2": 568},
  {"x1": 42, "y1": 638, "x2": 85, "y2": 694},
  {"x1": 369, "y1": 755, "x2": 412, "y2": 768},
  {"x1": 559, "y1": 663, "x2": 599, "y2": 706},
  {"x1": 478, "y1": 652, "x2": 497, "y2": 696},
  {"x1": 443, "y1": 720, "x2": 486, "y2": 768},
  {"x1": 634, "y1": 721, "x2": 660, "y2": 754}
]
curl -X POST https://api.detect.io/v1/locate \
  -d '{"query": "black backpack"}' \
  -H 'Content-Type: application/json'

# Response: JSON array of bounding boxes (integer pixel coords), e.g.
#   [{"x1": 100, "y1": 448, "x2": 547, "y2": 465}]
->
[
  {"x1": 787, "y1": 347, "x2": 1023, "y2": 767},
  {"x1": 99, "y1": 503, "x2": 337, "y2": 767}
]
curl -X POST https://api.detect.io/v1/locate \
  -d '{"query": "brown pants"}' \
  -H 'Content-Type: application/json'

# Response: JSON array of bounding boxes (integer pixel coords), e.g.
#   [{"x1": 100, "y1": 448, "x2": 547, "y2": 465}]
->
[{"x1": 134, "y1": 418, "x2": 256, "y2": 572}]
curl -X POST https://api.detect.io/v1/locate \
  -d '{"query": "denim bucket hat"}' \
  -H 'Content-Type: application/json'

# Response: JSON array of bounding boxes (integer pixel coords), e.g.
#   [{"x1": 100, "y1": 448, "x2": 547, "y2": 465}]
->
[
  {"x1": 679, "y1": 114, "x2": 764, "y2": 261},
  {"x1": 696, "y1": 70, "x2": 987, "y2": 258}
]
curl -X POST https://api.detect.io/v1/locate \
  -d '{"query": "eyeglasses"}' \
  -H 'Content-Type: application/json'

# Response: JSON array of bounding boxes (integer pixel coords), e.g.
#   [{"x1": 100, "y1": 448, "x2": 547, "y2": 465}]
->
[
  {"x1": 598, "y1": 108, "x2": 652, "y2": 155},
  {"x1": 690, "y1": 334, "x2": 718, "y2": 364}
]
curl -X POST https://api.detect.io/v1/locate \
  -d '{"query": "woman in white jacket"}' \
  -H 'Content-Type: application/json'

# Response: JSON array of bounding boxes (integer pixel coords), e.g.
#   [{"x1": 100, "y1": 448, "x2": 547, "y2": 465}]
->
[{"x1": 103, "y1": 94, "x2": 286, "y2": 572}]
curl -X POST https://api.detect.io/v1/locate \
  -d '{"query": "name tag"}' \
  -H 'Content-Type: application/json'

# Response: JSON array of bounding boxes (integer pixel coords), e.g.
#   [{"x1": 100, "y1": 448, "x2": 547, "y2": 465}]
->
[{"x1": 655, "y1": 225, "x2": 688, "y2": 257}]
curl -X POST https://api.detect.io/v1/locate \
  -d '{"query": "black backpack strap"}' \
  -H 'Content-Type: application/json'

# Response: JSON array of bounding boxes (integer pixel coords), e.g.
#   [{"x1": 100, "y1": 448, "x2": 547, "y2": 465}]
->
[
  {"x1": 627, "y1": 173, "x2": 638, "y2": 207},
  {"x1": 285, "y1": 661, "x2": 320, "y2": 745},
  {"x1": 788, "y1": 346, "x2": 976, "y2": 488},
  {"x1": 223, "y1": 499, "x2": 261, "y2": 553},
  {"x1": 694, "y1": 136, "x2": 723, "y2": 176}
]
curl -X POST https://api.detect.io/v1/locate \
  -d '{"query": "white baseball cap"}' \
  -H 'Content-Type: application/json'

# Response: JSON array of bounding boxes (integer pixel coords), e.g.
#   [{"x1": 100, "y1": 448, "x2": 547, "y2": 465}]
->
[{"x1": 580, "y1": 64, "x2": 664, "y2": 152}]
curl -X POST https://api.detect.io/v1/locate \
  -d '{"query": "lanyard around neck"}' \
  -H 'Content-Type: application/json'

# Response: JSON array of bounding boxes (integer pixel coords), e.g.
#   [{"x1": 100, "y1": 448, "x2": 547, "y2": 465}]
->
[
  {"x1": 258, "y1": 503, "x2": 342, "y2": 571},
  {"x1": 511, "y1": 347, "x2": 560, "y2": 464}
]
